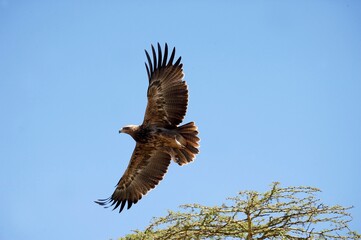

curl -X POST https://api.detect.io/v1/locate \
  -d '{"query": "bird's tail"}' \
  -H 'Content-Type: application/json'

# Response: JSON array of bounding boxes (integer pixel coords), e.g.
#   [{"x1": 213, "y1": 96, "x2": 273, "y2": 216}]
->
[{"x1": 174, "y1": 122, "x2": 200, "y2": 166}]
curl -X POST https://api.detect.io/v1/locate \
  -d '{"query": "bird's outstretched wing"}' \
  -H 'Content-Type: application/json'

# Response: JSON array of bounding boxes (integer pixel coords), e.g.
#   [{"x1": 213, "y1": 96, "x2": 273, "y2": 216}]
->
[
  {"x1": 95, "y1": 143, "x2": 171, "y2": 213},
  {"x1": 143, "y1": 43, "x2": 188, "y2": 128}
]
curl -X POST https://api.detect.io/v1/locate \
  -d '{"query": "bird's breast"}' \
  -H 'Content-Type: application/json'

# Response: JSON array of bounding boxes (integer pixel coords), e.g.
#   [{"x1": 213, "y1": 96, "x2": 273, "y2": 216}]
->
[{"x1": 134, "y1": 126, "x2": 182, "y2": 149}]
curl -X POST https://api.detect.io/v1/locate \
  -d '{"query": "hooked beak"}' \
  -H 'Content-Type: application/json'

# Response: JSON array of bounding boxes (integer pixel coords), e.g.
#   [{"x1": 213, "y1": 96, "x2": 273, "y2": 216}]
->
[{"x1": 119, "y1": 128, "x2": 123, "y2": 134}]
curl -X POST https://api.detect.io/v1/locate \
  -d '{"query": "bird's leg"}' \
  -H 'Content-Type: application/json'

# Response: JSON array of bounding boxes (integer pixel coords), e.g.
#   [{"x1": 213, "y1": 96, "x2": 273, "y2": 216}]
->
[{"x1": 156, "y1": 128, "x2": 186, "y2": 149}]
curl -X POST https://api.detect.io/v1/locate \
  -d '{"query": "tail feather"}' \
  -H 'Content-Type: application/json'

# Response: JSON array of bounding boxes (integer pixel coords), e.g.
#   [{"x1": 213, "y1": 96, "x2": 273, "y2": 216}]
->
[{"x1": 175, "y1": 122, "x2": 200, "y2": 166}]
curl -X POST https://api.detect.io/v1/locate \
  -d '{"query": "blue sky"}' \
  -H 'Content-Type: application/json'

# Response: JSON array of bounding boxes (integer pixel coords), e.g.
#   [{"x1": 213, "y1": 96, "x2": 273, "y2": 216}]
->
[{"x1": 1, "y1": 1, "x2": 360, "y2": 239}]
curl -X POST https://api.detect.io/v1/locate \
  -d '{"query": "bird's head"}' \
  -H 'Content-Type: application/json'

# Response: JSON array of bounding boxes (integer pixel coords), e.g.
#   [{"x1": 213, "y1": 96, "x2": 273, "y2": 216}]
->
[{"x1": 119, "y1": 125, "x2": 139, "y2": 135}]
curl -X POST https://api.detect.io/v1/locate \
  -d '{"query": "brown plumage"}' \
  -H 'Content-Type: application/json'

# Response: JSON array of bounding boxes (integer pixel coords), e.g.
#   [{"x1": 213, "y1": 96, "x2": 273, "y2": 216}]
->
[{"x1": 95, "y1": 43, "x2": 200, "y2": 213}]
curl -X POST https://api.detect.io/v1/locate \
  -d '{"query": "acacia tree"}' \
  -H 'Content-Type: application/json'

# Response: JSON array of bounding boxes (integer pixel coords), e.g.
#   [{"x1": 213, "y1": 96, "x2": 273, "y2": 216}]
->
[{"x1": 120, "y1": 182, "x2": 360, "y2": 239}]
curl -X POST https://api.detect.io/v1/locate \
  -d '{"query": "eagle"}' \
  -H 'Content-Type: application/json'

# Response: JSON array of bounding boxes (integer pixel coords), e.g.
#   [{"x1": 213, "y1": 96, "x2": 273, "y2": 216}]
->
[{"x1": 95, "y1": 43, "x2": 200, "y2": 213}]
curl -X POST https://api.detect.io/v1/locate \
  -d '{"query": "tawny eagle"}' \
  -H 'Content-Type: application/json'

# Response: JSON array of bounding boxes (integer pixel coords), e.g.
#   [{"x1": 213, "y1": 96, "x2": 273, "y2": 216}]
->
[{"x1": 95, "y1": 43, "x2": 200, "y2": 213}]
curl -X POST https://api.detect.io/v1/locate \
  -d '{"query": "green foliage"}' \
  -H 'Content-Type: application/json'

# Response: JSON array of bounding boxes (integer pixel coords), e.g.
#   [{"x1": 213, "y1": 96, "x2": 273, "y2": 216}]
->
[{"x1": 120, "y1": 183, "x2": 360, "y2": 240}]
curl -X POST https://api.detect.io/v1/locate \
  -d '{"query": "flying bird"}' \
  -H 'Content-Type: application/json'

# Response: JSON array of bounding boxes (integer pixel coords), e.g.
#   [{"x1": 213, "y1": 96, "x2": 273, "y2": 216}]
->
[{"x1": 95, "y1": 43, "x2": 200, "y2": 213}]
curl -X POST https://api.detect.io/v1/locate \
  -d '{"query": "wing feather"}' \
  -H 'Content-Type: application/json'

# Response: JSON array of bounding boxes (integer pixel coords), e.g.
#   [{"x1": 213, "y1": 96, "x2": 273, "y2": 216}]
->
[
  {"x1": 157, "y1": 43, "x2": 162, "y2": 69},
  {"x1": 151, "y1": 45, "x2": 157, "y2": 71},
  {"x1": 95, "y1": 143, "x2": 171, "y2": 213},
  {"x1": 143, "y1": 43, "x2": 188, "y2": 127},
  {"x1": 168, "y1": 45, "x2": 176, "y2": 66},
  {"x1": 162, "y1": 43, "x2": 168, "y2": 66},
  {"x1": 145, "y1": 49, "x2": 153, "y2": 81}
]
